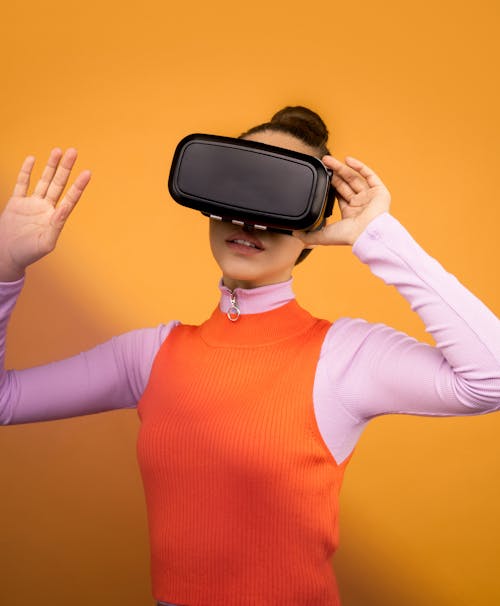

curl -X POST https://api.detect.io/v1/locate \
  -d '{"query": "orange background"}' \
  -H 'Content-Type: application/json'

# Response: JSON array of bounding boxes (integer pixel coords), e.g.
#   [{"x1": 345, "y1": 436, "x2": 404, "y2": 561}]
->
[{"x1": 0, "y1": 1, "x2": 499, "y2": 604}]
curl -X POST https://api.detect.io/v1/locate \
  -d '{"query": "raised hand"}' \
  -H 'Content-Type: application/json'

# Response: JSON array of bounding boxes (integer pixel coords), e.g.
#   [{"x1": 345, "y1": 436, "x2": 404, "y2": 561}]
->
[
  {"x1": 0, "y1": 148, "x2": 91, "y2": 281},
  {"x1": 294, "y1": 155, "x2": 391, "y2": 247}
]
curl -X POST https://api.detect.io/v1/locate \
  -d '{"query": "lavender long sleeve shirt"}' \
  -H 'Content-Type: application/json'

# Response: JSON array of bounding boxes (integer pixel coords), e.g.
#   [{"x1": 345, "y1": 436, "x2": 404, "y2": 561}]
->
[{"x1": 1, "y1": 213, "x2": 499, "y2": 464}]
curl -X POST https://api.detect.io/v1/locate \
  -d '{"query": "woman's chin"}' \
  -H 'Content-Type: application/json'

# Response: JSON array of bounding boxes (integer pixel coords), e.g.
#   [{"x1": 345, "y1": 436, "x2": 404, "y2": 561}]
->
[
  {"x1": 221, "y1": 267, "x2": 293, "y2": 290},
  {"x1": 219, "y1": 260, "x2": 262, "y2": 281},
  {"x1": 221, "y1": 273, "x2": 263, "y2": 290}
]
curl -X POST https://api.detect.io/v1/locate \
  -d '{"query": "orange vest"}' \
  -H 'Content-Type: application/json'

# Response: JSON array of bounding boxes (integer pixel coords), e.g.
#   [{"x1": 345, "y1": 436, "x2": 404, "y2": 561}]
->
[{"x1": 137, "y1": 300, "x2": 351, "y2": 605}]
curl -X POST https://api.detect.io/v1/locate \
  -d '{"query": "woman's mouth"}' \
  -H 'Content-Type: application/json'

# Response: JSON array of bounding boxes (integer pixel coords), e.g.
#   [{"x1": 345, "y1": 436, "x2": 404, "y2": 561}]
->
[{"x1": 226, "y1": 233, "x2": 265, "y2": 255}]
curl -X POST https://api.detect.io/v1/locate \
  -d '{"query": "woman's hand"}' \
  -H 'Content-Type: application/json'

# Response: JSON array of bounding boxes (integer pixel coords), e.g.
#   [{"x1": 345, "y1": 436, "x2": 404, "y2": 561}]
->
[
  {"x1": 0, "y1": 148, "x2": 91, "y2": 282},
  {"x1": 293, "y1": 155, "x2": 391, "y2": 247}
]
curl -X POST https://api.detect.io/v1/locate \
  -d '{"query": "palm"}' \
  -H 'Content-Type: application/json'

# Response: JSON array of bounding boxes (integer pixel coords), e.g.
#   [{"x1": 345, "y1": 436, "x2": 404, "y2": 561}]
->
[
  {"x1": 338, "y1": 185, "x2": 388, "y2": 219},
  {"x1": 0, "y1": 149, "x2": 90, "y2": 281},
  {"x1": 1, "y1": 195, "x2": 57, "y2": 268},
  {"x1": 335, "y1": 179, "x2": 390, "y2": 238}
]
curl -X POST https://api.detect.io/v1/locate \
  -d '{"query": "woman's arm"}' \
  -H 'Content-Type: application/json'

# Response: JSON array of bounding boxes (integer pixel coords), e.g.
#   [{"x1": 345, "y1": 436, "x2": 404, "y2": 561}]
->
[
  {"x1": 0, "y1": 150, "x2": 177, "y2": 424},
  {"x1": 298, "y1": 155, "x2": 499, "y2": 414},
  {"x1": 319, "y1": 212, "x2": 500, "y2": 424},
  {"x1": 0, "y1": 277, "x2": 177, "y2": 425}
]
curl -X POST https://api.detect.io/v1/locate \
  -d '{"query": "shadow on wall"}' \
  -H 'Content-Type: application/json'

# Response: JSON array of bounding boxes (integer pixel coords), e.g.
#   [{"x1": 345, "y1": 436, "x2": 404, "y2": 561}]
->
[
  {"x1": 335, "y1": 534, "x2": 446, "y2": 606},
  {"x1": 1, "y1": 267, "x2": 155, "y2": 606},
  {"x1": 334, "y1": 469, "x2": 478, "y2": 606},
  {"x1": 6, "y1": 262, "x2": 128, "y2": 366}
]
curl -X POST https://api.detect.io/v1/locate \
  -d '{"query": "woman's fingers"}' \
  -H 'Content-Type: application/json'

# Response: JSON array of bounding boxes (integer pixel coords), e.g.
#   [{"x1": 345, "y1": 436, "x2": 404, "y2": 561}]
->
[
  {"x1": 12, "y1": 155, "x2": 36, "y2": 197},
  {"x1": 33, "y1": 148, "x2": 63, "y2": 198},
  {"x1": 15, "y1": 146, "x2": 82, "y2": 208},
  {"x1": 323, "y1": 155, "x2": 369, "y2": 194},
  {"x1": 45, "y1": 169, "x2": 92, "y2": 250},
  {"x1": 50, "y1": 170, "x2": 91, "y2": 227},
  {"x1": 331, "y1": 174, "x2": 360, "y2": 204},
  {"x1": 30, "y1": 147, "x2": 79, "y2": 205},
  {"x1": 45, "y1": 148, "x2": 79, "y2": 205},
  {"x1": 344, "y1": 156, "x2": 385, "y2": 188}
]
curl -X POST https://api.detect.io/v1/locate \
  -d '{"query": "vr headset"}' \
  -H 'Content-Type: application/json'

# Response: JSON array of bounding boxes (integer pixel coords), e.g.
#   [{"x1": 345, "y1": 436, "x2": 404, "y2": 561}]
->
[{"x1": 168, "y1": 134, "x2": 336, "y2": 233}]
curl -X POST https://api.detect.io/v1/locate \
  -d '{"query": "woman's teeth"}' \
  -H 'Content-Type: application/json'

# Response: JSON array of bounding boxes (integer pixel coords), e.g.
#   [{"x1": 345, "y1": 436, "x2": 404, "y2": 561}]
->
[{"x1": 232, "y1": 239, "x2": 258, "y2": 249}]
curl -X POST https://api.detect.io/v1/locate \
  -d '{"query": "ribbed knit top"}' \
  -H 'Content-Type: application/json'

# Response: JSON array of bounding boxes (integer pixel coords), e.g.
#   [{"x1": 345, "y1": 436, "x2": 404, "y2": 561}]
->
[{"x1": 137, "y1": 301, "x2": 348, "y2": 605}]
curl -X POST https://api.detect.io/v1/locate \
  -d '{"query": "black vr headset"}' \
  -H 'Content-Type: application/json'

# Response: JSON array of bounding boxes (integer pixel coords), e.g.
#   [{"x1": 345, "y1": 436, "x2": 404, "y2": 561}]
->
[{"x1": 168, "y1": 134, "x2": 336, "y2": 234}]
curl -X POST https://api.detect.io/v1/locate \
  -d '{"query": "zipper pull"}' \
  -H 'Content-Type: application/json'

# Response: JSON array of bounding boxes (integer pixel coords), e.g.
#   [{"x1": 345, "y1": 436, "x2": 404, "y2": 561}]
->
[{"x1": 227, "y1": 291, "x2": 240, "y2": 322}]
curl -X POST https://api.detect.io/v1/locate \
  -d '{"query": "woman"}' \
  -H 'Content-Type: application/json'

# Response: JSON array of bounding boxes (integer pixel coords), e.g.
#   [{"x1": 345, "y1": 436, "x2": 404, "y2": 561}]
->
[{"x1": 1, "y1": 107, "x2": 499, "y2": 606}]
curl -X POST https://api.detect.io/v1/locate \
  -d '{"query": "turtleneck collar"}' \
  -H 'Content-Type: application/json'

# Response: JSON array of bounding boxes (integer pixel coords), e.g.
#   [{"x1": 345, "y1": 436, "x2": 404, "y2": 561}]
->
[
  {"x1": 218, "y1": 278, "x2": 295, "y2": 316},
  {"x1": 199, "y1": 280, "x2": 316, "y2": 346}
]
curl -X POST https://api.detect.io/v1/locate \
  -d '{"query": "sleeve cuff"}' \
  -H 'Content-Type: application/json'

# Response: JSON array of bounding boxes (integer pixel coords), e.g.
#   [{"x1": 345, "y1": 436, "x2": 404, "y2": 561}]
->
[
  {"x1": 0, "y1": 275, "x2": 25, "y2": 296},
  {"x1": 352, "y1": 212, "x2": 422, "y2": 267}
]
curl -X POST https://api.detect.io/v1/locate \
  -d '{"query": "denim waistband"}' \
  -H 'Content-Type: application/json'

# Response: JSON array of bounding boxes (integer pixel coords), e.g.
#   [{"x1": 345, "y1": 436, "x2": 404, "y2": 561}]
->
[{"x1": 157, "y1": 602, "x2": 180, "y2": 606}]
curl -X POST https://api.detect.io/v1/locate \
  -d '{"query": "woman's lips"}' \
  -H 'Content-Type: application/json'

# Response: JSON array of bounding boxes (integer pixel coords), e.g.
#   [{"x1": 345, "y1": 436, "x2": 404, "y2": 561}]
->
[{"x1": 225, "y1": 231, "x2": 265, "y2": 255}]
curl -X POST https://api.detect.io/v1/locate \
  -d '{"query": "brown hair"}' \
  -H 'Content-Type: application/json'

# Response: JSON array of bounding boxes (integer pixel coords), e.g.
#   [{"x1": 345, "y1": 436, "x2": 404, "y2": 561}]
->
[
  {"x1": 240, "y1": 105, "x2": 330, "y2": 157},
  {"x1": 240, "y1": 106, "x2": 331, "y2": 264}
]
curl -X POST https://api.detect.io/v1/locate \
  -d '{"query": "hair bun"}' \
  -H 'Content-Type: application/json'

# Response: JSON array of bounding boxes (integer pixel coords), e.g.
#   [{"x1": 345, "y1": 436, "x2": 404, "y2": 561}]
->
[
  {"x1": 270, "y1": 106, "x2": 329, "y2": 149},
  {"x1": 239, "y1": 105, "x2": 331, "y2": 156}
]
